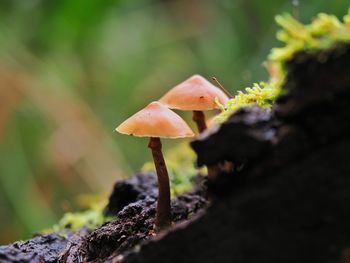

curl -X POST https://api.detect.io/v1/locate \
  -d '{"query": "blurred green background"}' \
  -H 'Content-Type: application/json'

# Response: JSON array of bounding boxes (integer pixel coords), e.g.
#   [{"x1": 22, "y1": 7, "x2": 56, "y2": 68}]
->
[{"x1": 0, "y1": 0, "x2": 348, "y2": 244}]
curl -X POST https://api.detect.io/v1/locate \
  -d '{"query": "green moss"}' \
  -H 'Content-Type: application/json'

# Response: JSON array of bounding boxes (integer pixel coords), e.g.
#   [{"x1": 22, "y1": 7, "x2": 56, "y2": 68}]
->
[
  {"x1": 214, "y1": 81, "x2": 281, "y2": 123},
  {"x1": 45, "y1": 199, "x2": 114, "y2": 235},
  {"x1": 270, "y1": 11, "x2": 350, "y2": 62},
  {"x1": 216, "y1": 8, "x2": 350, "y2": 123}
]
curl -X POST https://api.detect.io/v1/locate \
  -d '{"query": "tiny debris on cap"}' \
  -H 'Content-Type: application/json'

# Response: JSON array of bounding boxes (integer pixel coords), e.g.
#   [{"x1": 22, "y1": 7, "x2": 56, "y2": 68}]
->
[{"x1": 159, "y1": 74, "x2": 229, "y2": 111}]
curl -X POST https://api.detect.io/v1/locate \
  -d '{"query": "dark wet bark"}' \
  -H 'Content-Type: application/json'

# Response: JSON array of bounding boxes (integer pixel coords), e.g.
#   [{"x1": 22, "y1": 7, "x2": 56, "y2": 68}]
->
[
  {"x1": 0, "y1": 173, "x2": 207, "y2": 263},
  {"x1": 0, "y1": 234, "x2": 67, "y2": 263}
]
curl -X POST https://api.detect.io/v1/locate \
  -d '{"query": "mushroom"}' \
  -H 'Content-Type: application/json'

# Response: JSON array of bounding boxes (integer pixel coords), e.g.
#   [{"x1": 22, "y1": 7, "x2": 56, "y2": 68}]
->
[
  {"x1": 115, "y1": 101, "x2": 194, "y2": 231},
  {"x1": 160, "y1": 75, "x2": 231, "y2": 180},
  {"x1": 159, "y1": 74, "x2": 229, "y2": 133}
]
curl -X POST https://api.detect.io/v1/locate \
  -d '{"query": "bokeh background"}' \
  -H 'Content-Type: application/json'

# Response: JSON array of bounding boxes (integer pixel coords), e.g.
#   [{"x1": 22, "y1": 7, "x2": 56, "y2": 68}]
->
[{"x1": 0, "y1": 0, "x2": 348, "y2": 244}]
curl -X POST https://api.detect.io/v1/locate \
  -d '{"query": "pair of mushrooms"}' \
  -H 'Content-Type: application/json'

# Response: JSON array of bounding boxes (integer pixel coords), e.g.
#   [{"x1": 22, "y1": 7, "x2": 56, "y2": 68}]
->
[{"x1": 116, "y1": 75, "x2": 229, "y2": 231}]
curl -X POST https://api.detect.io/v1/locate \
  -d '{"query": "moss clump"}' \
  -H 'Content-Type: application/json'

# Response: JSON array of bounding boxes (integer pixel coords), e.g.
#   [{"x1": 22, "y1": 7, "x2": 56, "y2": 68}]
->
[
  {"x1": 214, "y1": 81, "x2": 280, "y2": 123},
  {"x1": 270, "y1": 11, "x2": 350, "y2": 62},
  {"x1": 46, "y1": 199, "x2": 113, "y2": 235},
  {"x1": 216, "y1": 8, "x2": 350, "y2": 123}
]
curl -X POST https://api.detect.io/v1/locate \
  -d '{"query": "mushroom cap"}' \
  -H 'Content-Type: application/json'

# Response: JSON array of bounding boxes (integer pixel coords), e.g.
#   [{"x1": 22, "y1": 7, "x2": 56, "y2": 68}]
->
[
  {"x1": 116, "y1": 101, "x2": 195, "y2": 138},
  {"x1": 159, "y1": 74, "x2": 229, "y2": 111}
]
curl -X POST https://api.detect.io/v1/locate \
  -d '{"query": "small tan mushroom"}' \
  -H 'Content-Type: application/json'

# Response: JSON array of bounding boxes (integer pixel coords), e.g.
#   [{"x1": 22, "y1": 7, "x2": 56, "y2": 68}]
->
[
  {"x1": 116, "y1": 101, "x2": 194, "y2": 231},
  {"x1": 159, "y1": 74, "x2": 229, "y2": 133}
]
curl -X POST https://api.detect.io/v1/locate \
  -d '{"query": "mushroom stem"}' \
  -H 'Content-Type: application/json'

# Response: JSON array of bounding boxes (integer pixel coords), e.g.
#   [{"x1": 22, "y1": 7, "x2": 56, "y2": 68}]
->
[
  {"x1": 207, "y1": 165, "x2": 221, "y2": 180},
  {"x1": 192, "y1": 111, "x2": 221, "y2": 179},
  {"x1": 192, "y1": 110, "x2": 207, "y2": 133},
  {"x1": 148, "y1": 137, "x2": 172, "y2": 231}
]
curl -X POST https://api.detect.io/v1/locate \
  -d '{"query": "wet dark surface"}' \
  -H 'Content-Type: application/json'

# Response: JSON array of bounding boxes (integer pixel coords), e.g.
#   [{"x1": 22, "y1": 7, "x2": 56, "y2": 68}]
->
[
  {"x1": 0, "y1": 173, "x2": 207, "y2": 263},
  {"x1": 83, "y1": 173, "x2": 207, "y2": 262},
  {"x1": 0, "y1": 234, "x2": 67, "y2": 263},
  {"x1": 104, "y1": 173, "x2": 158, "y2": 216}
]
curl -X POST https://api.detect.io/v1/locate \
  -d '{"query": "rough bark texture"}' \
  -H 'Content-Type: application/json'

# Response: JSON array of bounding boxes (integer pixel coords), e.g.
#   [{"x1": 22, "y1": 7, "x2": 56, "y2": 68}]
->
[
  {"x1": 0, "y1": 234, "x2": 67, "y2": 263},
  {"x1": 81, "y1": 173, "x2": 206, "y2": 262},
  {"x1": 0, "y1": 173, "x2": 207, "y2": 263},
  {"x1": 1, "y1": 45, "x2": 350, "y2": 263}
]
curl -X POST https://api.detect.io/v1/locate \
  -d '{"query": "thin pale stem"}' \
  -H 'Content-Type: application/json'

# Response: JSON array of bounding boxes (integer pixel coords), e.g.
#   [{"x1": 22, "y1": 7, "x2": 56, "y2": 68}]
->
[
  {"x1": 292, "y1": 0, "x2": 300, "y2": 20},
  {"x1": 148, "y1": 137, "x2": 171, "y2": 232}
]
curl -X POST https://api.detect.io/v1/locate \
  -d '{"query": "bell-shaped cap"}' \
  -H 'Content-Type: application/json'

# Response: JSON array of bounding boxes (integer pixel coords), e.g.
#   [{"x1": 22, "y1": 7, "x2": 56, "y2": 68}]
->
[
  {"x1": 116, "y1": 101, "x2": 194, "y2": 138},
  {"x1": 159, "y1": 74, "x2": 229, "y2": 111}
]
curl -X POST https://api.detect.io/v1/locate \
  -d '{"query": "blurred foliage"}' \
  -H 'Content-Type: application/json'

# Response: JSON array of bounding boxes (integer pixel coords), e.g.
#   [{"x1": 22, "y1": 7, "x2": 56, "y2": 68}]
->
[{"x1": 0, "y1": 0, "x2": 349, "y2": 244}]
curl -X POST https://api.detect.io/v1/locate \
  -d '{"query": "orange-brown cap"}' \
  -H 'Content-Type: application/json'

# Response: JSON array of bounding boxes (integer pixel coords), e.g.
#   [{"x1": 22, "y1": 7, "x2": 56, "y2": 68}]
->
[
  {"x1": 115, "y1": 101, "x2": 195, "y2": 138},
  {"x1": 159, "y1": 74, "x2": 229, "y2": 111}
]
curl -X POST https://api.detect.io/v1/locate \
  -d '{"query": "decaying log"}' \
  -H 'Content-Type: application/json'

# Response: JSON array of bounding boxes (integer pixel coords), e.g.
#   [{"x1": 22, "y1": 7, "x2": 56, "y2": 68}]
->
[
  {"x1": 122, "y1": 46, "x2": 350, "y2": 263},
  {"x1": 1, "y1": 45, "x2": 350, "y2": 263}
]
